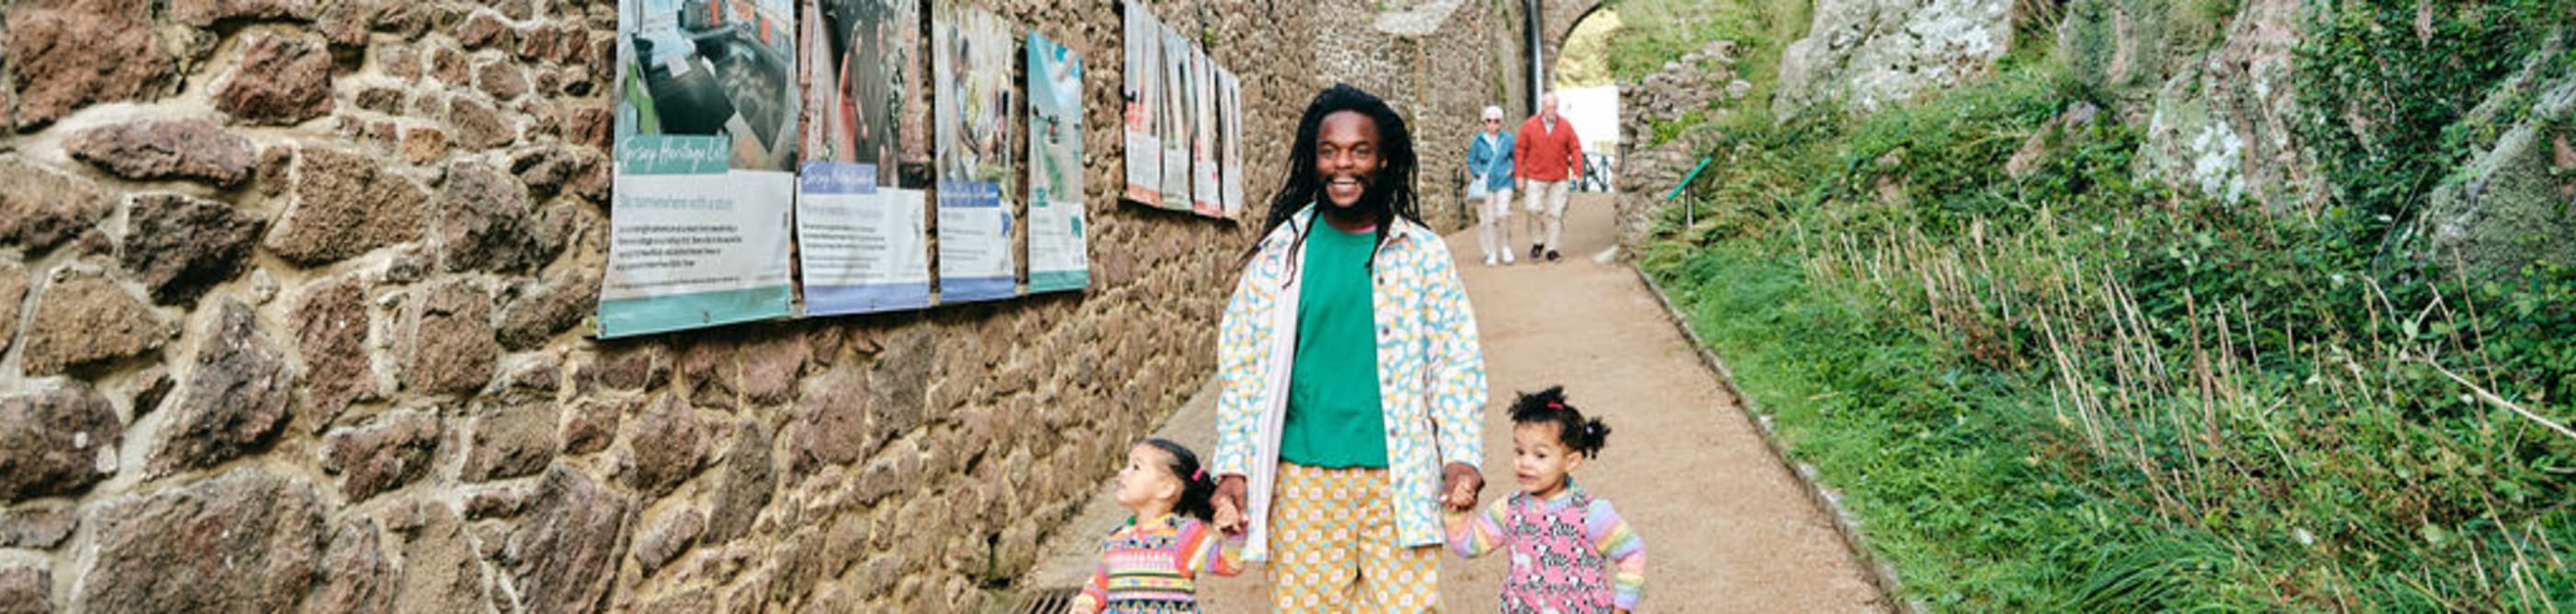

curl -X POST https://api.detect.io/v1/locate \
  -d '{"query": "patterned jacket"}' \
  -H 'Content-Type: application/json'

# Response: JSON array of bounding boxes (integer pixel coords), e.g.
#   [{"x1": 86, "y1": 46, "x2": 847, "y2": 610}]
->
[{"x1": 1213, "y1": 203, "x2": 1487, "y2": 562}]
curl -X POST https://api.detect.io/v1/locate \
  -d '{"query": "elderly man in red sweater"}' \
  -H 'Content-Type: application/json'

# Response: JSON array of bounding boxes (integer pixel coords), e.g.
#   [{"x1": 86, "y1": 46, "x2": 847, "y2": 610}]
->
[{"x1": 1512, "y1": 92, "x2": 1583, "y2": 261}]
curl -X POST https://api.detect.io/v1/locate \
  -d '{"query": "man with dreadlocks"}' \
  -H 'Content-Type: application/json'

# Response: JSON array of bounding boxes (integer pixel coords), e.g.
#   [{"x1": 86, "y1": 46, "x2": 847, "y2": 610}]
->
[{"x1": 1208, "y1": 84, "x2": 1488, "y2": 612}]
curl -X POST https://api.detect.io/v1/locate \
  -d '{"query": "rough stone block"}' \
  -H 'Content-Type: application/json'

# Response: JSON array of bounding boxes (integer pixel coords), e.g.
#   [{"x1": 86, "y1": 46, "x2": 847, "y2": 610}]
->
[
  {"x1": 399, "y1": 279, "x2": 499, "y2": 395},
  {"x1": 64, "y1": 120, "x2": 257, "y2": 186},
  {"x1": 462, "y1": 400, "x2": 558, "y2": 481},
  {"x1": 476, "y1": 60, "x2": 529, "y2": 101},
  {"x1": 403, "y1": 126, "x2": 450, "y2": 165},
  {"x1": 633, "y1": 509, "x2": 703, "y2": 576},
  {"x1": 435, "y1": 161, "x2": 543, "y2": 272},
  {"x1": 293, "y1": 275, "x2": 378, "y2": 426},
  {"x1": 321, "y1": 411, "x2": 440, "y2": 504},
  {"x1": 506, "y1": 467, "x2": 633, "y2": 614},
  {"x1": 5, "y1": 0, "x2": 171, "y2": 128},
  {"x1": 215, "y1": 33, "x2": 335, "y2": 125},
  {"x1": 0, "y1": 158, "x2": 114, "y2": 257},
  {"x1": 0, "y1": 385, "x2": 121, "y2": 503},
  {"x1": 150, "y1": 299, "x2": 298, "y2": 474},
  {"x1": 622, "y1": 394, "x2": 709, "y2": 499},
  {"x1": 263, "y1": 145, "x2": 429, "y2": 265},
  {"x1": 120, "y1": 193, "x2": 266, "y2": 305},
  {"x1": 703, "y1": 418, "x2": 773, "y2": 544},
  {"x1": 559, "y1": 396, "x2": 629, "y2": 455},
  {"x1": 497, "y1": 269, "x2": 597, "y2": 350},
  {"x1": 305, "y1": 518, "x2": 396, "y2": 614},
  {"x1": 0, "y1": 565, "x2": 48, "y2": 614},
  {"x1": 78, "y1": 469, "x2": 324, "y2": 613},
  {"x1": 20, "y1": 271, "x2": 171, "y2": 376},
  {"x1": 172, "y1": 0, "x2": 316, "y2": 26},
  {"x1": 448, "y1": 96, "x2": 515, "y2": 150},
  {"x1": 0, "y1": 504, "x2": 78, "y2": 549}
]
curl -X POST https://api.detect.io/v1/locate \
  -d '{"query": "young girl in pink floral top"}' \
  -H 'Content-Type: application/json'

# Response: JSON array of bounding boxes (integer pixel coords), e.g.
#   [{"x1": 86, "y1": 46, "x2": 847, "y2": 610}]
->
[{"x1": 1447, "y1": 387, "x2": 1647, "y2": 613}]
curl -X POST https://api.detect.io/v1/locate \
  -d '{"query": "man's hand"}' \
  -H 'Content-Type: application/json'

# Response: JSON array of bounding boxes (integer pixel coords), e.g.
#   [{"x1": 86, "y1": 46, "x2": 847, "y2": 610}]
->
[
  {"x1": 1212, "y1": 475, "x2": 1248, "y2": 534},
  {"x1": 1440, "y1": 462, "x2": 1483, "y2": 512}
]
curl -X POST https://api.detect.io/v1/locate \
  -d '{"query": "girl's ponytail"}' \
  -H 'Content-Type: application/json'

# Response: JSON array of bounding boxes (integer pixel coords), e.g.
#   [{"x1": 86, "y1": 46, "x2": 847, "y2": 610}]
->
[
  {"x1": 1145, "y1": 438, "x2": 1218, "y2": 523},
  {"x1": 1574, "y1": 416, "x2": 1611, "y2": 458}
]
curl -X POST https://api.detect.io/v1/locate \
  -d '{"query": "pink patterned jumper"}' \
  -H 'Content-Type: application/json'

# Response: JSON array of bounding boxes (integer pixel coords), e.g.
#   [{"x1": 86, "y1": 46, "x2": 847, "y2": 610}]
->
[{"x1": 1446, "y1": 482, "x2": 1647, "y2": 613}]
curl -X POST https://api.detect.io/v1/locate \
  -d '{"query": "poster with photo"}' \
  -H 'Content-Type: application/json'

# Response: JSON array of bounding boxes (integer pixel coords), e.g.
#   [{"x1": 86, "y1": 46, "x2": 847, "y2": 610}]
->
[
  {"x1": 795, "y1": 0, "x2": 932, "y2": 316},
  {"x1": 1190, "y1": 46, "x2": 1221, "y2": 217},
  {"x1": 933, "y1": 1, "x2": 1020, "y2": 303},
  {"x1": 1220, "y1": 67, "x2": 1245, "y2": 218},
  {"x1": 1157, "y1": 26, "x2": 1192, "y2": 212},
  {"x1": 602, "y1": 0, "x2": 799, "y2": 338},
  {"x1": 1027, "y1": 31, "x2": 1087, "y2": 294},
  {"x1": 1120, "y1": 6, "x2": 1162, "y2": 205}
]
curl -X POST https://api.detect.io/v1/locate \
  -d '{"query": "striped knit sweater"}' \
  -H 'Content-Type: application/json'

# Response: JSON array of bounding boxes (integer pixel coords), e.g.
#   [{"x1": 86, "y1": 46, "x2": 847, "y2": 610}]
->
[{"x1": 1075, "y1": 514, "x2": 1243, "y2": 614}]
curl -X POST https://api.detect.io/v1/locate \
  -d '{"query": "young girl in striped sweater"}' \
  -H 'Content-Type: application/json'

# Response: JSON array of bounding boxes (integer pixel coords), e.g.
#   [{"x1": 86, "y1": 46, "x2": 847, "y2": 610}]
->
[
  {"x1": 1448, "y1": 387, "x2": 1648, "y2": 613},
  {"x1": 1072, "y1": 438, "x2": 1243, "y2": 614}
]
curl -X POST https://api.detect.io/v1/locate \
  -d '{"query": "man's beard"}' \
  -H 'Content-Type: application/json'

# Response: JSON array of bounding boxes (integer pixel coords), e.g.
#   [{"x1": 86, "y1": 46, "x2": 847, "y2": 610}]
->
[{"x1": 1318, "y1": 172, "x2": 1392, "y2": 226}]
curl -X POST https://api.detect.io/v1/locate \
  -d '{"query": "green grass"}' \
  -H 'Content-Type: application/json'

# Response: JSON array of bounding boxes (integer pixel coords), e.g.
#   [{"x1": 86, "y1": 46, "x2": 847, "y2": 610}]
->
[{"x1": 1639, "y1": 51, "x2": 2576, "y2": 610}]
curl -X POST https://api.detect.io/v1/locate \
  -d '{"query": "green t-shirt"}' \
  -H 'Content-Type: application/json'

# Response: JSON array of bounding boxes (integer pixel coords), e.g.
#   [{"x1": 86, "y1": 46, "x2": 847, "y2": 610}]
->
[{"x1": 1279, "y1": 222, "x2": 1389, "y2": 469}]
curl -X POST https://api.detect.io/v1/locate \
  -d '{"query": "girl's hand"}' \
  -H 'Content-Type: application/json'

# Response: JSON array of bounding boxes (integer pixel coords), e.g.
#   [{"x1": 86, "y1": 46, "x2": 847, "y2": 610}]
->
[
  {"x1": 1212, "y1": 497, "x2": 1242, "y2": 534},
  {"x1": 1440, "y1": 462, "x2": 1483, "y2": 512},
  {"x1": 1212, "y1": 475, "x2": 1248, "y2": 534}
]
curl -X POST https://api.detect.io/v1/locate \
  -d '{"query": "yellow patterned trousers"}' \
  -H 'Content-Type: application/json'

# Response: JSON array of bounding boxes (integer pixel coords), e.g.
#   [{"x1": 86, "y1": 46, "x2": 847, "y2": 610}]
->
[{"x1": 1266, "y1": 462, "x2": 1442, "y2": 613}]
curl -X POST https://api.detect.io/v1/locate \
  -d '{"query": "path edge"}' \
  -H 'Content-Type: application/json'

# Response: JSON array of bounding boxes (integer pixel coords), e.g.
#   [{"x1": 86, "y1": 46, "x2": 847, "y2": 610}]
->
[{"x1": 1631, "y1": 266, "x2": 1929, "y2": 614}]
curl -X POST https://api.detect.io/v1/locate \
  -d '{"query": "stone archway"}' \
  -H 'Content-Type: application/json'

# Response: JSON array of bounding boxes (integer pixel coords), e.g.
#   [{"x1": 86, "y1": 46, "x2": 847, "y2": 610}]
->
[{"x1": 1533, "y1": 0, "x2": 1608, "y2": 101}]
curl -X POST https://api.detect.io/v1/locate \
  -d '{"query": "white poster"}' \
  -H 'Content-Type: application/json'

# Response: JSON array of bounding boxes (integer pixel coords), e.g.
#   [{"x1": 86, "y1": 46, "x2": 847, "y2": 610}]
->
[
  {"x1": 1190, "y1": 46, "x2": 1221, "y2": 217},
  {"x1": 1028, "y1": 31, "x2": 1087, "y2": 293},
  {"x1": 603, "y1": 0, "x2": 799, "y2": 337},
  {"x1": 934, "y1": 1, "x2": 1019, "y2": 303},
  {"x1": 1121, "y1": 6, "x2": 1163, "y2": 205},
  {"x1": 1220, "y1": 67, "x2": 1245, "y2": 218},
  {"x1": 797, "y1": 0, "x2": 932, "y2": 315},
  {"x1": 1158, "y1": 26, "x2": 1192, "y2": 211}
]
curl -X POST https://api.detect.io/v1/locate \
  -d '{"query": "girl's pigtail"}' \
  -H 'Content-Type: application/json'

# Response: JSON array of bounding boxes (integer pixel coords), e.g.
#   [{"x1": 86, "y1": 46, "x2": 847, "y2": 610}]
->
[{"x1": 1576, "y1": 417, "x2": 1611, "y2": 458}]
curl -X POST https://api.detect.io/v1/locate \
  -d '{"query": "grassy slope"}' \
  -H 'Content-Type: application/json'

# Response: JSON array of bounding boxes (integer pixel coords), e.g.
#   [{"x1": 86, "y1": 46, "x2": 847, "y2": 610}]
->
[{"x1": 1623, "y1": 1, "x2": 2576, "y2": 605}]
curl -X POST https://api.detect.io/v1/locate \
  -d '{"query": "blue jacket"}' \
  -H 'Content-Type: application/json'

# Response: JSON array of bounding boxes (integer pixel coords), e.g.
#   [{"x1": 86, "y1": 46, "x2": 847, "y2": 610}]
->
[{"x1": 1467, "y1": 131, "x2": 1515, "y2": 192}]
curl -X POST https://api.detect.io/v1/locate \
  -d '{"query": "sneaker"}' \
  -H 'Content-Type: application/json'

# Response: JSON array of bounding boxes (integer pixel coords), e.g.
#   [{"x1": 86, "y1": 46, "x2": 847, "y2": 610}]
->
[
  {"x1": 1530, "y1": 244, "x2": 1545, "y2": 259},
  {"x1": 1546, "y1": 249, "x2": 1562, "y2": 262},
  {"x1": 1483, "y1": 253, "x2": 1499, "y2": 266},
  {"x1": 1501, "y1": 249, "x2": 1515, "y2": 264}
]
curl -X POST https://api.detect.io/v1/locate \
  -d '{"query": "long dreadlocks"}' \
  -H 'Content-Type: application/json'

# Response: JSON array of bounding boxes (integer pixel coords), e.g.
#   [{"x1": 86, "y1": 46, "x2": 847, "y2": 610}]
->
[{"x1": 1248, "y1": 84, "x2": 1422, "y2": 275}]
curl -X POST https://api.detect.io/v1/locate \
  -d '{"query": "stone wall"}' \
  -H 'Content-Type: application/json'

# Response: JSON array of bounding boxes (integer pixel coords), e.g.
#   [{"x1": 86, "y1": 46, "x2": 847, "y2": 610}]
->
[
  {"x1": 1313, "y1": 0, "x2": 1535, "y2": 233},
  {"x1": 1772, "y1": 0, "x2": 2015, "y2": 118},
  {"x1": 0, "y1": 1, "x2": 1514, "y2": 612}
]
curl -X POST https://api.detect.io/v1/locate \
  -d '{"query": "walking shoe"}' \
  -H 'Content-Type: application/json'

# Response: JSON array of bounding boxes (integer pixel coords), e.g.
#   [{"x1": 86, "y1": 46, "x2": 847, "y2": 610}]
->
[
  {"x1": 1530, "y1": 244, "x2": 1544, "y2": 259},
  {"x1": 1501, "y1": 249, "x2": 1515, "y2": 264},
  {"x1": 1484, "y1": 253, "x2": 1499, "y2": 266},
  {"x1": 1546, "y1": 249, "x2": 1561, "y2": 262}
]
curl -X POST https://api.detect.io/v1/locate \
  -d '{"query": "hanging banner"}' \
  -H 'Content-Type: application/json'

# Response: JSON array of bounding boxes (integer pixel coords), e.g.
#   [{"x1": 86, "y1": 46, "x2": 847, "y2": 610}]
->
[
  {"x1": 602, "y1": 0, "x2": 799, "y2": 338},
  {"x1": 1157, "y1": 25, "x2": 1193, "y2": 212},
  {"x1": 1220, "y1": 67, "x2": 1245, "y2": 218},
  {"x1": 1028, "y1": 31, "x2": 1088, "y2": 294},
  {"x1": 796, "y1": 0, "x2": 932, "y2": 315},
  {"x1": 1121, "y1": 6, "x2": 1163, "y2": 205},
  {"x1": 933, "y1": 1, "x2": 1020, "y2": 303},
  {"x1": 1190, "y1": 46, "x2": 1221, "y2": 217}
]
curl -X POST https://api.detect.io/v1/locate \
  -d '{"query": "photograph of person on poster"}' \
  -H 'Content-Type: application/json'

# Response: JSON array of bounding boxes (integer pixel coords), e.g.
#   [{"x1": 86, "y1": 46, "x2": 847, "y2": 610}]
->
[
  {"x1": 805, "y1": 0, "x2": 929, "y2": 189},
  {"x1": 617, "y1": 0, "x2": 800, "y2": 171}
]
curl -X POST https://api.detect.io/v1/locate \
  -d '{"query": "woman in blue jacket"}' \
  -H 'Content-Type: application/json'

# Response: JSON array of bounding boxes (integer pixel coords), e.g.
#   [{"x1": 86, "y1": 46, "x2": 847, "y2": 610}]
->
[{"x1": 1466, "y1": 105, "x2": 1518, "y2": 265}]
